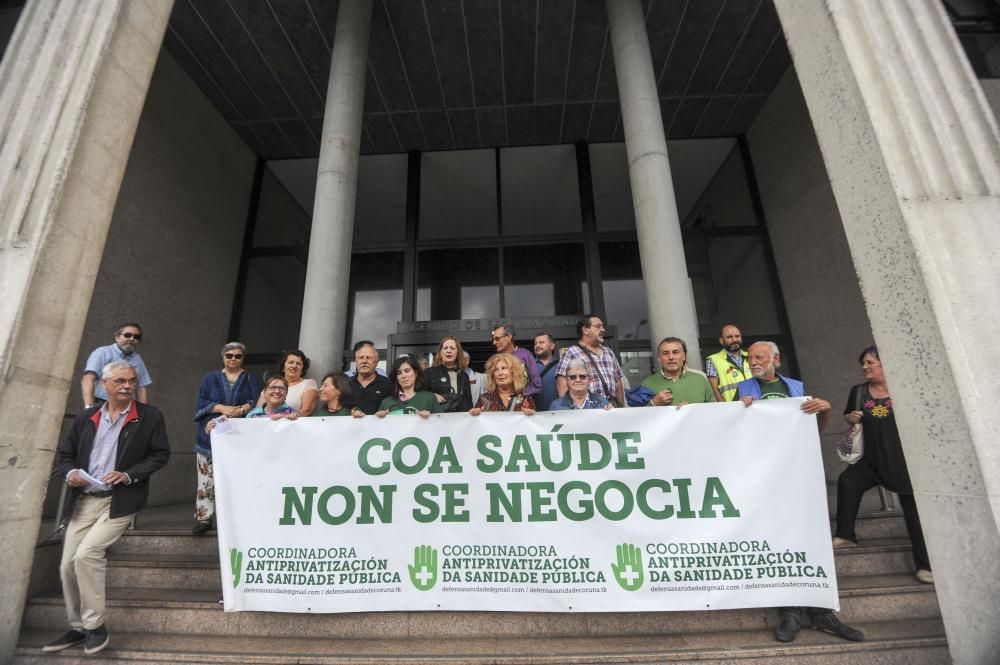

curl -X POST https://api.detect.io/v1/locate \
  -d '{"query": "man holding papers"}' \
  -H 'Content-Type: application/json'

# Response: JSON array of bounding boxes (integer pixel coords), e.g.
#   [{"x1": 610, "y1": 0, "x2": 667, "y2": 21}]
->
[{"x1": 45, "y1": 361, "x2": 169, "y2": 655}]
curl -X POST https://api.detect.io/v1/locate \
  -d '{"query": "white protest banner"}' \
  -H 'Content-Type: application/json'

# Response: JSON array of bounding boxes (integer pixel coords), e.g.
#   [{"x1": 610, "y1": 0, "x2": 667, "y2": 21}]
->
[{"x1": 213, "y1": 398, "x2": 838, "y2": 613}]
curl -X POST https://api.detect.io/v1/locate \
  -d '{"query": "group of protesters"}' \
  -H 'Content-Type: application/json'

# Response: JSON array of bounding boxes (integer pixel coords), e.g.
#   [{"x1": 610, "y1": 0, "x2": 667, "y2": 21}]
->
[{"x1": 45, "y1": 315, "x2": 930, "y2": 654}]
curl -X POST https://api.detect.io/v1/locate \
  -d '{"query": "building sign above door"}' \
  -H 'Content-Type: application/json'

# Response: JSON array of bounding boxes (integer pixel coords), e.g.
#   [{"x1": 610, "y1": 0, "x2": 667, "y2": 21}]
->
[{"x1": 398, "y1": 317, "x2": 583, "y2": 334}]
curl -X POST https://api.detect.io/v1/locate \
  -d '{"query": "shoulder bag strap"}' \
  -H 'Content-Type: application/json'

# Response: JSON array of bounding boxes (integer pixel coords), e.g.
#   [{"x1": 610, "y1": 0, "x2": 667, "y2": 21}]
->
[{"x1": 577, "y1": 344, "x2": 615, "y2": 402}]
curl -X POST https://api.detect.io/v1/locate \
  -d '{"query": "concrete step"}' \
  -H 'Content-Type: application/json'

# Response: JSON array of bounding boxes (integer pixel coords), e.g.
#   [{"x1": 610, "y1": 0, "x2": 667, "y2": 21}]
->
[
  {"x1": 842, "y1": 511, "x2": 909, "y2": 541},
  {"x1": 15, "y1": 618, "x2": 949, "y2": 664},
  {"x1": 105, "y1": 553, "x2": 221, "y2": 590},
  {"x1": 21, "y1": 574, "x2": 939, "y2": 640},
  {"x1": 110, "y1": 530, "x2": 221, "y2": 557},
  {"x1": 830, "y1": 538, "x2": 915, "y2": 577}
]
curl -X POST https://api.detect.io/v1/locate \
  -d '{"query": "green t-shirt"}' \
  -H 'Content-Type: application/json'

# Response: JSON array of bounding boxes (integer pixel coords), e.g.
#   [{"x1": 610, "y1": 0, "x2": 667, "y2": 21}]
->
[
  {"x1": 309, "y1": 404, "x2": 353, "y2": 417},
  {"x1": 378, "y1": 391, "x2": 442, "y2": 415},
  {"x1": 640, "y1": 369, "x2": 716, "y2": 404},
  {"x1": 755, "y1": 377, "x2": 790, "y2": 400}
]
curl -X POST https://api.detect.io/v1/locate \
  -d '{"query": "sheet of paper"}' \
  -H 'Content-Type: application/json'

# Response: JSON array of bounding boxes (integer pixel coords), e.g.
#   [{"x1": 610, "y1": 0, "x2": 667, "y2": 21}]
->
[
  {"x1": 77, "y1": 468, "x2": 111, "y2": 492},
  {"x1": 211, "y1": 416, "x2": 234, "y2": 435}
]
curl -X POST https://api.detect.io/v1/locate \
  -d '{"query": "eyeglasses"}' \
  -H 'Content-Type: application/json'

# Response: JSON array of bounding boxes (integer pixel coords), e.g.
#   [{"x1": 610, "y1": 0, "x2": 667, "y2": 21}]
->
[
  {"x1": 106, "y1": 377, "x2": 138, "y2": 385},
  {"x1": 224, "y1": 353, "x2": 244, "y2": 360},
  {"x1": 491, "y1": 334, "x2": 510, "y2": 342},
  {"x1": 267, "y1": 386, "x2": 287, "y2": 393},
  {"x1": 567, "y1": 374, "x2": 589, "y2": 380},
  {"x1": 119, "y1": 332, "x2": 142, "y2": 340}
]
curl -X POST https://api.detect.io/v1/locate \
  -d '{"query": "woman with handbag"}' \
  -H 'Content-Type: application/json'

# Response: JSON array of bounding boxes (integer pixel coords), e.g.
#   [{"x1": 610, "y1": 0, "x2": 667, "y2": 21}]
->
[
  {"x1": 833, "y1": 346, "x2": 932, "y2": 584},
  {"x1": 425, "y1": 336, "x2": 473, "y2": 412}
]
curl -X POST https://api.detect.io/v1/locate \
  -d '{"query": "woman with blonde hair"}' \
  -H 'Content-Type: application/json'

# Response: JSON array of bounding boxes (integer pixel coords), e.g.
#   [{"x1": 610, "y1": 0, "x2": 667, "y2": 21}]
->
[{"x1": 469, "y1": 352, "x2": 535, "y2": 415}]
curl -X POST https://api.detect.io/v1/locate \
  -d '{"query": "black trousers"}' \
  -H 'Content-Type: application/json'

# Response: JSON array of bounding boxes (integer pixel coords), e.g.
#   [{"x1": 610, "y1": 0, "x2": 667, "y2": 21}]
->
[{"x1": 835, "y1": 462, "x2": 931, "y2": 570}]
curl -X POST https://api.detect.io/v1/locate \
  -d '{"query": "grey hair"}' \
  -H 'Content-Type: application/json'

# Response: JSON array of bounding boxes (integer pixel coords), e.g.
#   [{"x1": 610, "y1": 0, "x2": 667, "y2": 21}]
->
[
  {"x1": 494, "y1": 323, "x2": 515, "y2": 338},
  {"x1": 101, "y1": 360, "x2": 136, "y2": 379},
  {"x1": 222, "y1": 341, "x2": 247, "y2": 354},
  {"x1": 567, "y1": 358, "x2": 589, "y2": 375},
  {"x1": 750, "y1": 341, "x2": 781, "y2": 368}
]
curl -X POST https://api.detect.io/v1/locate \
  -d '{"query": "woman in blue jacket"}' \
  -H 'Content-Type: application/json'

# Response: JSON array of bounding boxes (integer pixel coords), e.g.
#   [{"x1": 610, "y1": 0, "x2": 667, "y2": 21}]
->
[{"x1": 192, "y1": 342, "x2": 261, "y2": 534}]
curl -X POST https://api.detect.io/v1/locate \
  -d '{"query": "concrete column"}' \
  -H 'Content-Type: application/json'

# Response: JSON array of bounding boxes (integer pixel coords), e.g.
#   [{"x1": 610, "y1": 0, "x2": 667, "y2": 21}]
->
[
  {"x1": 606, "y1": 0, "x2": 701, "y2": 364},
  {"x1": 774, "y1": 1, "x2": 1000, "y2": 663},
  {"x1": 0, "y1": 0, "x2": 173, "y2": 658},
  {"x1": 298, "y1": 0, "x2": 373, "y2": 373}
]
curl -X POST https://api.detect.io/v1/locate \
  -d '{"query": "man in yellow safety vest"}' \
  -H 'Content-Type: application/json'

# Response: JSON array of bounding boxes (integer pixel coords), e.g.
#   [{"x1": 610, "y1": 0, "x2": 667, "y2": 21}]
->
[{"x1": 704, "y1": 324, "x2": 751, "y2": 402}]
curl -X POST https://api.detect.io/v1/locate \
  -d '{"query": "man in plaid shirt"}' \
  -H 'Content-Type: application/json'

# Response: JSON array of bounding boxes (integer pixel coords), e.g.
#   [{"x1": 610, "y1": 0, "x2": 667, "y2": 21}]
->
[{"x1": 555, "y1": 314, "x2": 625, "y2": 407}]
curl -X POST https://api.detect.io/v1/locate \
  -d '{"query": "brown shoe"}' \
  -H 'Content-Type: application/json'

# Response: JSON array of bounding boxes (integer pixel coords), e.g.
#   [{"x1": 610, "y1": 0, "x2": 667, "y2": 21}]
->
[{"x1": 832, "y1": 537, "x2": 857, "y2": 549}]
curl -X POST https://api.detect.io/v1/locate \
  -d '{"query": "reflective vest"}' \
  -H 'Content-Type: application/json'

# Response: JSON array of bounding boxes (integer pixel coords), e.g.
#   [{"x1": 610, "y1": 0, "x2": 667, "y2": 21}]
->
[{"x1": 707, "y1": 349, "x2": 751, "y2": 401}]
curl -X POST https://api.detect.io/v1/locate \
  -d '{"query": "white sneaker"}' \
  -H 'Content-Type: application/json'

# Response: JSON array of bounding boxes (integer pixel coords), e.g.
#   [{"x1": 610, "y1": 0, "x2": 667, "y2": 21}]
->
[{"x1": 916, "y1": 569, "x2": 934, "y2": 584}]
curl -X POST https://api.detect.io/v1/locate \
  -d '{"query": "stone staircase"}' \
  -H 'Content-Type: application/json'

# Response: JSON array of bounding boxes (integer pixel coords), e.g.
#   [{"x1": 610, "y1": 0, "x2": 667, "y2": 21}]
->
[{"x1": 15, "y1": 504, "x2": 950, "y2": 664}]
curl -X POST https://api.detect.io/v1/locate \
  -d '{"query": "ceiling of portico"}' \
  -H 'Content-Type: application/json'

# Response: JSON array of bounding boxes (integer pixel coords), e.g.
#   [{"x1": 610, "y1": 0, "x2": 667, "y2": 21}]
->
[{"x1": 162, "y1": 0, "x2": 793, "y2": 159}]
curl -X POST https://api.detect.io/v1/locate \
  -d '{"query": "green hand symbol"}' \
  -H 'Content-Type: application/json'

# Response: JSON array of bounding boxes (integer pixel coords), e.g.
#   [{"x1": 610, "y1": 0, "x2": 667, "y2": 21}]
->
[
  {"x1": 230, "y1": 548, "x2": 243, "y2": 588},
  {"x1": 611, "y1": 543, "x2": 644, "y2": 591},
  {"x1": 407, "y1": 545, "x2": 438, "y2": 591}
]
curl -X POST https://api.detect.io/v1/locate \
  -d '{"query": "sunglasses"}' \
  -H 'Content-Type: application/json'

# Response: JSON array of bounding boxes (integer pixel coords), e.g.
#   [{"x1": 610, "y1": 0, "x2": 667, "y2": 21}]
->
[
  {"x1": 119, "y1": 332, "x2": 142, "y2": 340},
  {"x1": 567, "y1": 374, "x2": 589, "y2": 380},
  {"x1": 224, "y1": 353, "x2": 244, "y2": 360}
]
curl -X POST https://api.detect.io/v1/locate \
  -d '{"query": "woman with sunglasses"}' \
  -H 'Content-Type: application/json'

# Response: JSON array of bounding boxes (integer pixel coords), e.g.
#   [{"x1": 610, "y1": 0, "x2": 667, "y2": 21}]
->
[
  {"x1": 549, "y1": 358, "x2": 612, "y2": 410},
  {"x1": 192, "y1": 342, "x2": 261, "y2": 534}
]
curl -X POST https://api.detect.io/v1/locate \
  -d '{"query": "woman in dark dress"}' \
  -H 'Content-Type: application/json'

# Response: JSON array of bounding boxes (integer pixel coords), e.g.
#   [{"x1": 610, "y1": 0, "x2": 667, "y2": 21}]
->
[
  {"x1": 424, "y1": 336, "x2": 473, "y2": 412},
  {"x1": 833, "y1": 346, "x2": 932, "y2": 584}
]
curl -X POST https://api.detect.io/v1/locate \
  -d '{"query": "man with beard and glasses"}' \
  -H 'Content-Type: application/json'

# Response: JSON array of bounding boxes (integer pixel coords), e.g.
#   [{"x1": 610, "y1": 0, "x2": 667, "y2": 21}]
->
[
  {"x1": 737, "y1": 341, "x2": 863, "y2": 645},
  {"x1": 81, "y1": 322, "x2": 152, "y2": 408},
  {"x1": 705, "y1": 324, "x2": 751, "y2": 402}
]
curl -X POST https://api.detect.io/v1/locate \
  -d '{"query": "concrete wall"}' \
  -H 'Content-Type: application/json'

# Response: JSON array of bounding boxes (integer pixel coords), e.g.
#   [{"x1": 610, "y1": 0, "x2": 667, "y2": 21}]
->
[
  {"x1": 60, "y1": 49, "x2": 256, "y2": 510},
  {"x1": 745, "y1": 70, "x2": 875, "y2": 482},
  {"x1": 982, "y1": 78, "x2": 1000, "y2": 122}
]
